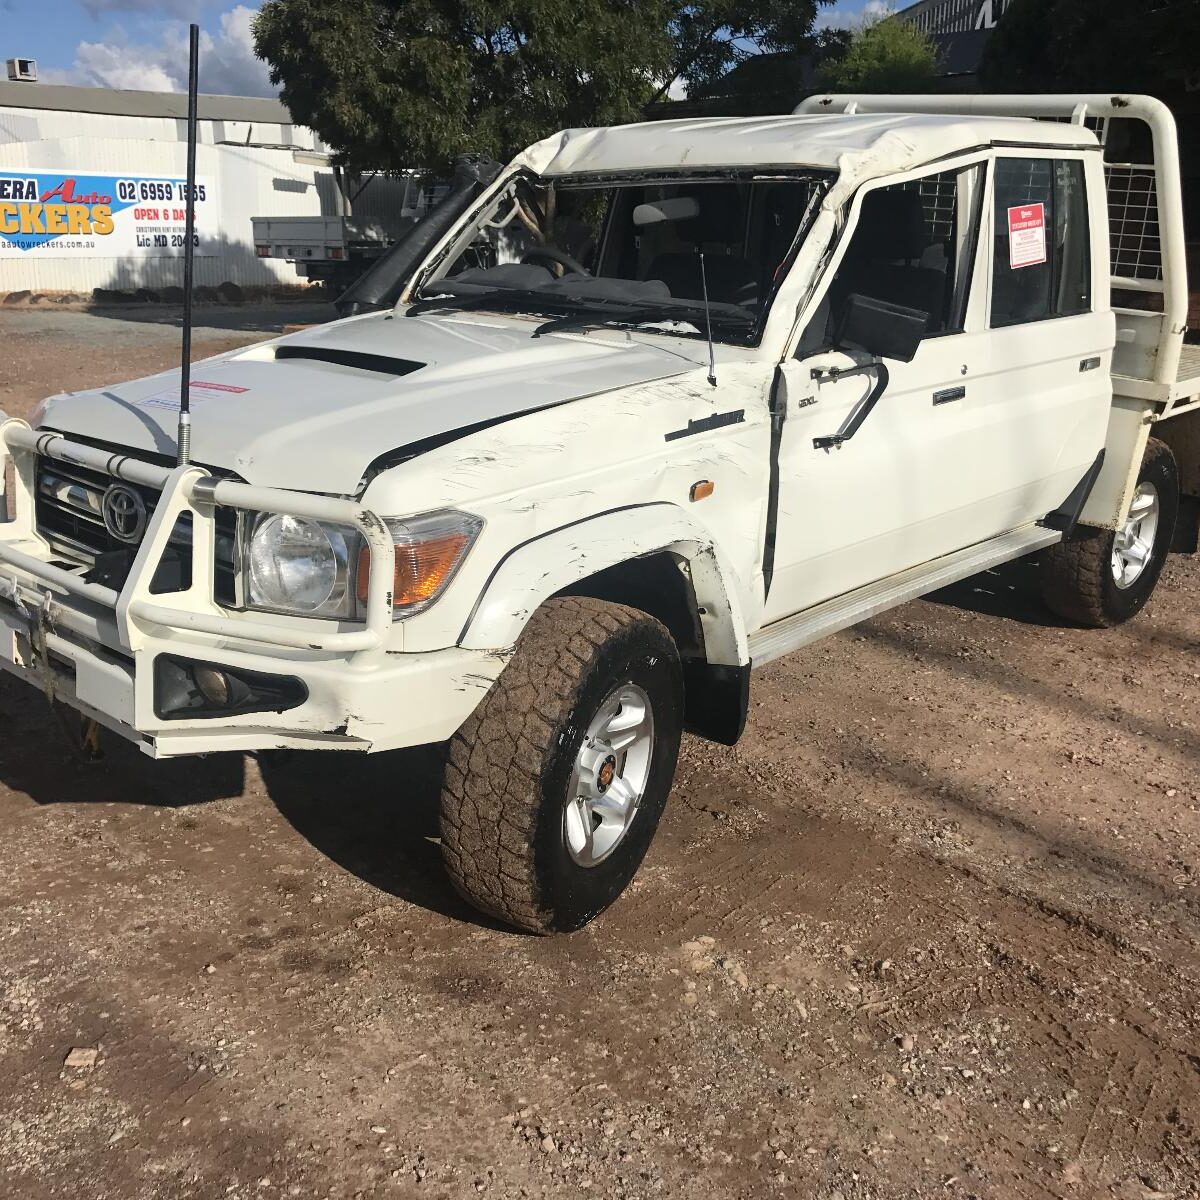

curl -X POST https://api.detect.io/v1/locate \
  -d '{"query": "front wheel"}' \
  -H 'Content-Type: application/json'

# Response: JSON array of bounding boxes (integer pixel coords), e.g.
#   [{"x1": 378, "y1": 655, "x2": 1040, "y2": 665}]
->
[
  {"x1": 439, "y1": 597, "x2": 683, "y2": 933},
  {"x1": 1041, "y1": 437, "x2": 1179, "y2": 627}
]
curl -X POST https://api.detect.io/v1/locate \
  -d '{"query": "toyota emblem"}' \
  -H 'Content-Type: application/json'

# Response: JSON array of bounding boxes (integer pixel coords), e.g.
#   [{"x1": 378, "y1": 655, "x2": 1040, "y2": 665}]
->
[{"x1": 101, "y1": 484, "x2": 148, "y2": 544}]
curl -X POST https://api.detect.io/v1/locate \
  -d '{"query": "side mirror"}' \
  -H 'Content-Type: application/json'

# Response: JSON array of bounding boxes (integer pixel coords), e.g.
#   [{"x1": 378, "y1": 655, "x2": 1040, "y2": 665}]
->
[{"x1": 834, "y1": 293, "x2": 928, "y2": 364}]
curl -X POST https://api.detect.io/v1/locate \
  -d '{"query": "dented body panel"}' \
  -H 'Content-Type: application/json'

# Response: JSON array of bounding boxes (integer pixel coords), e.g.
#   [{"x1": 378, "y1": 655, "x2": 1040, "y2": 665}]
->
[{"x1": 37, "y1": 311, "x2": 712, "y2": 494}]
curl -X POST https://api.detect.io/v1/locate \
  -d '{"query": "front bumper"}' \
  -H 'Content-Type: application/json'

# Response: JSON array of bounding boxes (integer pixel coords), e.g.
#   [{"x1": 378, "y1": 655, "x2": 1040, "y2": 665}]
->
[{"x1": 0, "y1": 419, "x2": 508, "y2": 757}]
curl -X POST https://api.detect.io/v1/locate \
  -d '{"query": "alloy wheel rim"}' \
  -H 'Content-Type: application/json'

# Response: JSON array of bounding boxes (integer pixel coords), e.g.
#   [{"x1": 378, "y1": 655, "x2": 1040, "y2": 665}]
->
[
  {"x1": 563, "y1": 683, "x2": 655, "y2": 867},
  {"x1": 1111, "y1": 482, "x2": 1160, "y2": 590}
]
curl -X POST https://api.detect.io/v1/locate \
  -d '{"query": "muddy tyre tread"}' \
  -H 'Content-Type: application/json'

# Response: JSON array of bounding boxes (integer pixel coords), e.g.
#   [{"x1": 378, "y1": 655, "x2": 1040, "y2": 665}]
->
[
  {"x1": 439, "y1": 596, "x2": 663, "y2": 934},
  {"x1": 1040, "y1": 527, "x2": 1111, "y2": 627},
  {"x1": 1040, "y1": 437, "x2": 1177, "y2": 628}
]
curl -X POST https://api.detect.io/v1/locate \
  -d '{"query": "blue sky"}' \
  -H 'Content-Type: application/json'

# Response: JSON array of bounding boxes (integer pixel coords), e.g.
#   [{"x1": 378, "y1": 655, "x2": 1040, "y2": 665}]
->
[{"x1": 3, "y1": 1, "x2": 894, "y2": 98}]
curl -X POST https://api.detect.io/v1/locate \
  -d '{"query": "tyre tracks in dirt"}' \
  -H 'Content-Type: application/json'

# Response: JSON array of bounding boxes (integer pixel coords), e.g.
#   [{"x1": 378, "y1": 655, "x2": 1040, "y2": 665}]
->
[{"x1": 0, "y1": 310, "x2": 1196, "y2": 1199}]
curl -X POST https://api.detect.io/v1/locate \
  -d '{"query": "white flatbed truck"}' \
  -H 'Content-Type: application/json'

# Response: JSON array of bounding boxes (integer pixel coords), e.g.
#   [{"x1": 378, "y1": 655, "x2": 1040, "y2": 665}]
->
[{"x1": 2, "y1": 93, "x2": 1196, "y2": 933}]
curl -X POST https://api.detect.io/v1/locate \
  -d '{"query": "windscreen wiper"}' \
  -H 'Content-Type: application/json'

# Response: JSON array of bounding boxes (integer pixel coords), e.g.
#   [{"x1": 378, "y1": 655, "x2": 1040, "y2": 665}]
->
[
  {"x1": 533, "y1": 308, "x2": 664, "y2": 338},
  {"x1": 406, "y1": 285, "x2": 635, "y2": 321},
  {"x1": 533, "y1": 300, "x2": 754, "y2": 339},
  {"x1": 405, "y1": 287, "x2": 555, "y2": 319}
]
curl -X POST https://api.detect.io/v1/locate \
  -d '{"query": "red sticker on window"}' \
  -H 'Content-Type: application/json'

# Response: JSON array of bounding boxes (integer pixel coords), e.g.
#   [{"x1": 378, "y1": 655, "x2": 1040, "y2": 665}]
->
[{"x1": 1007, "y1": 202, "x2": 1046, "y2": 269}]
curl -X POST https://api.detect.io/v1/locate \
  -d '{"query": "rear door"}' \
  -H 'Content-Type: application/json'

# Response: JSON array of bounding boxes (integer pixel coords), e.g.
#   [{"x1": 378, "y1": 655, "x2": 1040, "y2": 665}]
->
[{"x1": 971, "y1": 152, "x2": 1114, "y2": 525}]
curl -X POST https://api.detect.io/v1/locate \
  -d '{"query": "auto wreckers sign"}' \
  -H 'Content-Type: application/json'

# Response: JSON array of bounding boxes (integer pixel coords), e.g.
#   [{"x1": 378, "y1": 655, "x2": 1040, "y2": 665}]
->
[{"x1": 0, "y1": 169, "x2": 216, "y2": 258}]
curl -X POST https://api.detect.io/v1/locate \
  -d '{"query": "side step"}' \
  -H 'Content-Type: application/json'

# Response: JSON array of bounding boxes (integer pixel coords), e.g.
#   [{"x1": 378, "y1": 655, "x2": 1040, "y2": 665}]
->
[{"x1": 748, "y1": 525, "x2": 1061, "y2": 668}]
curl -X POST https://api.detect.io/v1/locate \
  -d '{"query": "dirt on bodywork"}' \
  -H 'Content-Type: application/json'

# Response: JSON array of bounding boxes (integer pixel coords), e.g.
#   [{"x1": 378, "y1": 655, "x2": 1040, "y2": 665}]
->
[{"x1": 0, "y1": 309, "x2": 1197, "y2": 1200}]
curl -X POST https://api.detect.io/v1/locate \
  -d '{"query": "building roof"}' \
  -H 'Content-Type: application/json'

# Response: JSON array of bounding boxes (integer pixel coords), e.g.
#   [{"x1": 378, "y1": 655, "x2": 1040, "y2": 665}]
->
[
  {"x1": 515, "y1": 112, "x2": 1097, "y2": 207},
  {"x1": 894, "y1": 0, "x2": 1015, "y2": 32},
  {"x1": 0, "y1": 80, "x2": 291, "y2": 124}
]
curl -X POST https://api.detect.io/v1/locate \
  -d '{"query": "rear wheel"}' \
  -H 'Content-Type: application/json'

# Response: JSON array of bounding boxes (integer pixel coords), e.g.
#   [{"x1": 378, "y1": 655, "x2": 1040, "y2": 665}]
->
[
  {"x1": 1041, "y1": 437, "x2": 1179, "y2": 627},
  {"x1": 439, "y1": 597, "x2": 683, "y2": 933}
]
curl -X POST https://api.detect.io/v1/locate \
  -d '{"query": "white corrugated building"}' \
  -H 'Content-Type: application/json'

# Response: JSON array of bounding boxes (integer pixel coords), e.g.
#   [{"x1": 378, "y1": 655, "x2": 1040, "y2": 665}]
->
[{"x1": 0, "y1": 79, "x2": 407, "y2": 297}]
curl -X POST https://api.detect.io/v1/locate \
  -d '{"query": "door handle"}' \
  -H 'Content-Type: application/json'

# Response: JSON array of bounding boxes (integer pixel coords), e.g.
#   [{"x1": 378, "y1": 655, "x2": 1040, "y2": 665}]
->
[
  {"x1": 1080, "y1": 356, "x2": 1101, "y2": 372},
  {"x1": 933, "y1": 385, "x2": 966, "y2": 406}
]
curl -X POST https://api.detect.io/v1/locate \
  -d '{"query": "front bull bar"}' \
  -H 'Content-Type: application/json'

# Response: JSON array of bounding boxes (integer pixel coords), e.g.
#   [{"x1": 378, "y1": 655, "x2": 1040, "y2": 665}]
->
[{"x1": 0, "y1": 417, "x2": 397, "y2": 659}]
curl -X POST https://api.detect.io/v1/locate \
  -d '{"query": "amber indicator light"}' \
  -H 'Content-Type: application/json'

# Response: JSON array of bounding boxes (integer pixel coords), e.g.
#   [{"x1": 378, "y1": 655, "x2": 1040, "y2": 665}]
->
[{"x1": 356, "y1": 532, "x2": 473, "y2": 607}]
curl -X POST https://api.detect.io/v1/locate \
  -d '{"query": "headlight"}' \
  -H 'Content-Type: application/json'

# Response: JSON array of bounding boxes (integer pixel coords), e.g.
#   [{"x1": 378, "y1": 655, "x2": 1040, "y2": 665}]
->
[
  {"x1": 240, "y1": 508, "x2": 482, "y2": 622},
  {"x1": 246, "y1": 513, "x2": 359, "y2": 618},
  {"x1": 357, "y1": 509, "x2": 483, "y2": 618}
]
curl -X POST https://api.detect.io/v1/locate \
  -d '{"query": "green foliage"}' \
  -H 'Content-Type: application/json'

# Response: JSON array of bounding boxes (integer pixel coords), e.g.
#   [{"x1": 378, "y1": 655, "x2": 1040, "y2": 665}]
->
[
  {"x1": 658, "y1": 0, "x2": 829, "y2": 104},
  {"x1": 979, "y1": 0, "x2": 1197, "y2": 95},
  {"x1": 821, "y1": 15, "x2": 939, "y2": 94},
  {"x1": 253, "y1": 0, "x2": 832, "y2": 172},
  {"x1": 254, "y1": 1, "x2": 676, "y2": 172},
  {"x1": 684, "y1": 27, "x2": 851, "y2": 117}
]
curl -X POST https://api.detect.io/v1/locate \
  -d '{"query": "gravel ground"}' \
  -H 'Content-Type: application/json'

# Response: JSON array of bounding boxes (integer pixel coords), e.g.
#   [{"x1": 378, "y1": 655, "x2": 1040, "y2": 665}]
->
[{"x1": 0, "y1": 309, "x2": 1197, "y2": 1200}]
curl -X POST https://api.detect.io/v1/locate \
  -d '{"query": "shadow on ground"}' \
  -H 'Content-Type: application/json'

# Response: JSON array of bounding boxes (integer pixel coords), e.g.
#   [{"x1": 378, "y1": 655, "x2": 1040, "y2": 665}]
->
[
  {"x1": 0, "y1": 677, "x2": 245, "y2": 806},
  {"x1": 0, "y1": 548, "x2": 1117, "y2": 929},
  {"x1": 0, "y1": 673, "x2": 495, "y2": 925},
  {"x1": 259, "y1": 746, "x2": 511, "y2": 929},
  {"x1": 924, "y1": 552, "x2": 1067, "y2": 627}
]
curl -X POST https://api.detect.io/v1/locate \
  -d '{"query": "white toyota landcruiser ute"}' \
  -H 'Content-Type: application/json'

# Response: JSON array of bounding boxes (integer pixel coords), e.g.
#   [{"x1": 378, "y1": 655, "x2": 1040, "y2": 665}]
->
[{"x1": 5, "y1": 94, "x2": 1198, "y2": 933}]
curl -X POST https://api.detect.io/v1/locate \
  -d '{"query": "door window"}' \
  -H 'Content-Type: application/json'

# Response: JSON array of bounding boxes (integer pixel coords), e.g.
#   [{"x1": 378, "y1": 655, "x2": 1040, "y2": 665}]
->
[
  {"x1": 990, "y1": 158, "x2": 1091, "y2": 328},
  {"x1": 798, "y1": 164, "x2": 984, "y2": 356}
]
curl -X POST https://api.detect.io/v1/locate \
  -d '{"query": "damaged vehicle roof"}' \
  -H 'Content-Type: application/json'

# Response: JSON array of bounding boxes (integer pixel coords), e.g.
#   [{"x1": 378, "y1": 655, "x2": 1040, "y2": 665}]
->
[{"x1": 514, "y1": 113, "x2": 1099, "y2": 209}]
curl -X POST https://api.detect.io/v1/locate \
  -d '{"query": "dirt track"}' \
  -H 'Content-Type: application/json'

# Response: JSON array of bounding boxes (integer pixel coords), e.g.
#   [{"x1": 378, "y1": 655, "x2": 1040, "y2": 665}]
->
[{"x1": 0, "y1": 309, "x2": 1197, "y2": 1200}]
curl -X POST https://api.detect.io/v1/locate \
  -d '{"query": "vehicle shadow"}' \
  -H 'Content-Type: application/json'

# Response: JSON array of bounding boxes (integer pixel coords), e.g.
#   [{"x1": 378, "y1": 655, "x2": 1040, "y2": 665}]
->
[
  {"x1": 0, "y1": 677, "x2": 246, "y2": 807},
  {"x1": 924, "y1": 553, "x2": 1068, "y2": 628},
  {"x1": 258, "y1": 746, "x2": 508, "y2": 929},
  {"x1": 0, "y1": 671, "x2": 504, "y2": 927}
]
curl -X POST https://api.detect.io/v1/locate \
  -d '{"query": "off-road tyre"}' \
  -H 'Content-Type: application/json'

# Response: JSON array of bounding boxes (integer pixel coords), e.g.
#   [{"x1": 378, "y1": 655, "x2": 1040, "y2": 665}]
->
[
  {"x1": 439, "y1": 597, "x2": 683, "y2": 934},
  {"x1": 1040, "y1": 437, "x2": 1179, "y2": 627}
]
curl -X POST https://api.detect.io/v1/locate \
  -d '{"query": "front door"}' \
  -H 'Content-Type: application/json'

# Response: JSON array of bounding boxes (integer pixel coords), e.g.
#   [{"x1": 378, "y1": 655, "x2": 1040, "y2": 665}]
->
[{"x1": 763, "y1": 161, "x2": 992, "y2": 623}]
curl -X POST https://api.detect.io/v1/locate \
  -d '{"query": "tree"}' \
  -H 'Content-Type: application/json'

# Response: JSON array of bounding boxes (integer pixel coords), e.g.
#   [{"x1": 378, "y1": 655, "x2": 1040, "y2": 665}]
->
[
  {"x1": 650, "y1": 0, "x2": 832, "y2": 106},
  {"x1": 253, "y1": 1, "x2": 834, "y2": 172},
  {"x1": 821, "y1": 15, "x2": 939, "y2": 94},
  {"x1": 675, "y1": 27, "x2": 852, "y2": 118},
  {"x1": 254, "y1": 1, "x2": 675, "y2": 173},
  {"x1": 979, "y1": 0, "x2": 1198, "y2": 95}
]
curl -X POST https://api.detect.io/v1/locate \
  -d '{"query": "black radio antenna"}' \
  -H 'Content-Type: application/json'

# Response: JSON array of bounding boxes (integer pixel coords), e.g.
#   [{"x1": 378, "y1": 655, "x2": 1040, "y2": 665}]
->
[
  {"x1": 698, "y1": 250, "x2": 717, "y2": 388},
  {"x1": 177, "y1": 22, "x2": 200, "y2": 466}
]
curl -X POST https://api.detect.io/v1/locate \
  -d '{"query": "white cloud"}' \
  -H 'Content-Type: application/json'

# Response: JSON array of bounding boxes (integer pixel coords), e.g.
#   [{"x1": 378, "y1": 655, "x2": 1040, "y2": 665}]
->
[
  {"x1": 202, "y1": 6, "x2": 272, "y2": 95},
  {"x1": 56, "y1": 5, "x2": 274, "y2": 97},
  {"x1": 817, "y1": 0, "x2": 896, "y2": 30},
  {"x1": 70, "y1": 41, "x2": 180, "y2": 91}
]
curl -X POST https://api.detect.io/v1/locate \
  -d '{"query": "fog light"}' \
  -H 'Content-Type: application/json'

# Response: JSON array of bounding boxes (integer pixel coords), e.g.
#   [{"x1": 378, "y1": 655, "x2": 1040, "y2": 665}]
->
[
  {"x1": 154, "y1": 655, "x2": 308, "y2": 721},
  {"x1": 193, "y1": 665, "x2": 231, "y2": 706}
]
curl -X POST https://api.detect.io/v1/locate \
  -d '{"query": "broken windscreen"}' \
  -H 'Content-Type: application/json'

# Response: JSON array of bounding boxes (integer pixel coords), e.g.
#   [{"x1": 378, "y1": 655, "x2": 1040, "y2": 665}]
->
[{"x1": 410, "y1": 170, "x2": 829, "y2": 344}]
